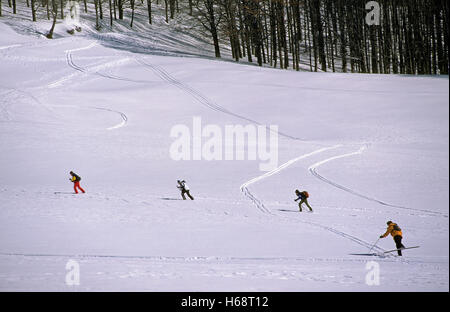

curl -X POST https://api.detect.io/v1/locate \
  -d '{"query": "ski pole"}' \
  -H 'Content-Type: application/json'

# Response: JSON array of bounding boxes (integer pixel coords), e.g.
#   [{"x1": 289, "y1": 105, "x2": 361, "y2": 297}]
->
[{"x1": 369, "y1": 238, "x2": 381, "y2": 253}]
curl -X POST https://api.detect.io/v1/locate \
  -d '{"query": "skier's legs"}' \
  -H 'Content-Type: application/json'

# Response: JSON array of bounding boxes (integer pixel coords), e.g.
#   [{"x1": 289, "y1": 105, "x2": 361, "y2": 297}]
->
[
  {"x1": 304, "y1": 199, "x2": 313, "y2": 211},
  {"x1": 186, "y1": 191, "x2": 194, "y2": 200},
  {"x1": 394, "y1": 236, "x2": 405, "y2": 256},
  {"x1": 74, "y1": 182, "x2": 85, "y2": 194},
  {"x1": 181, "y1": 190, "x2": 187, "y2": 200},
  {"x1": 78, "y1": 184, "x2": 86, "y2": 193},
  {"x1": 298, "y1": 201, "x2": 303, "y2": 212}
]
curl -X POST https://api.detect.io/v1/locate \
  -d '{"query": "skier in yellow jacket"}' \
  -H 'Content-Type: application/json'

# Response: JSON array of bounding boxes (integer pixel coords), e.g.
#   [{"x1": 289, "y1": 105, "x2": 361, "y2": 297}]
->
[{"x1": 380, "y1": 221, "x2": 405, "y2": 256}]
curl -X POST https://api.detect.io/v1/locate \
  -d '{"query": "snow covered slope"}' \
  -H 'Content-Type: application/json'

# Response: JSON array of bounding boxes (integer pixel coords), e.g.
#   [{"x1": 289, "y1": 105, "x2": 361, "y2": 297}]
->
[{"x1": 0, "y1": 15, "x2": 448, "y2": 291}]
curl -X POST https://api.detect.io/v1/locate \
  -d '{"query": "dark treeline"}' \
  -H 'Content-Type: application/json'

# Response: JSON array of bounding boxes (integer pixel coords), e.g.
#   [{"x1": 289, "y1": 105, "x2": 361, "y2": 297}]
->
[{"x1": 1, "y1": 0, "x2": 448, "y2": 74}]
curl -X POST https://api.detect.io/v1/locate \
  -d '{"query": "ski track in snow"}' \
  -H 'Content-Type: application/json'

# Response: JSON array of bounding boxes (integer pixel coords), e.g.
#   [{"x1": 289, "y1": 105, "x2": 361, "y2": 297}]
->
[
  {"x1": 0, "y1": 44, "x2": 22, "y2": 50},
  {"x1": 0, "y1": 34, "x2": 72, "y2": 56},
  {"x1": 59, "y1": 42, "x2": 132, "y2": 130},
  {"x1": 308, "y1": 145, "x2": 448, "y2": 217},
  {"x1": 240, "y1": 141, "x2": 445, "y2": 255},
  {"x1": 240, "y1": 145, "x2": 342, "y2": 214},
  {"x1": 61, "y1": 43, "x2": 146, "y2": 86},
  {"x1": 135, "y1": 57, "x2": 307, "y2": 142},
  {"x1": 46, "y1": 104, "x2": 129, "y2": 131},
  {"x1": 99, "y1": 107, "x2": 129, "y2": 130},
  {"x1": 0, "y1": 90, "x2": 15, "y2": 121},
  {"x1": 0, "y1": 86, "x2": 56, "y2": 122},
  {"x1": 65, "y1": 46, "x2": 151, "y2": 85},
  {"x1": 0, "y1": 252, "x2": 406, "y2": 264},
  {"x1": 0, "y1": 41, "x2": 129, "y2": 131},
  {"x1": 239, "y1": 145, "x2": 392, "y2": 254}
]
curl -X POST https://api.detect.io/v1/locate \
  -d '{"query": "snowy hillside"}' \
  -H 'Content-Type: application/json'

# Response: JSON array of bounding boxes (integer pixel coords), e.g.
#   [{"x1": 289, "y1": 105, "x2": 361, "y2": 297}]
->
[
  {"x1": 0, "y1": 7, "x2": 449, "y2": 291},
  {"x1": 0, "y1": 1, "x2": 235, "y2": 60}
]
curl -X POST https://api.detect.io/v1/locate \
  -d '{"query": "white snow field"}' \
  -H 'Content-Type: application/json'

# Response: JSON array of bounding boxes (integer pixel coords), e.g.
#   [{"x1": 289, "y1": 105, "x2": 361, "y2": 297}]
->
[{"x1": 0, "y1": 6, "x2": 449, "y2": 291}]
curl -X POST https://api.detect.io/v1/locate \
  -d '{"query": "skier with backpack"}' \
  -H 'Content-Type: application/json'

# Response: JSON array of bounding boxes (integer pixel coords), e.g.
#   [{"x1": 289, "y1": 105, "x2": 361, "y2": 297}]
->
[
  {"x1": 295, "y1": 189, "x2": 313, "y2": 212},
  {"x1": 70, "y1": 171, "x2": 86, "y2": 194},
  {"x1": 177, "y1": 180, "x2": 194, "y2": 200},
  {"x1": 380, "y1": 221, "x2": 406, "y2": 256}
]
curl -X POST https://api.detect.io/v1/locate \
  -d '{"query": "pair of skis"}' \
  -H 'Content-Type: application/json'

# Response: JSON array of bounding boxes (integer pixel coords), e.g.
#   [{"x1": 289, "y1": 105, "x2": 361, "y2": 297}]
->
[
  {"x1": 351, "y1": 246, "x2": 420, "y2": 257},
  {"x1": 383, "y1": 246, "x2": 420, "y2": 254}
]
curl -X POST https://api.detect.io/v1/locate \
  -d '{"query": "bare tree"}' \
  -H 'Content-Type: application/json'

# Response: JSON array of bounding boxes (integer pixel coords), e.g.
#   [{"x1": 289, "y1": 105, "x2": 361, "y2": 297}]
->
[
  {"x1": 194, "y1": 0, "x2": 222, "y2": 58},
  {"x1": 94, "y1": 0, "x2": 100, "y2": 30},
  {"x1": 30, "y1": 0, "x2": 36, "y2": 21},
  {"x1": 46, "y1": 0, "x2": 58, "y2": 39},
  {"x1": 147, "y1": 0, "x2": 152, "y2": 24},
  {"x1": 130, "y1": 0, "x2": 135, "y2": 27},
  {"x1": 109, "y1": 0, "x2": 113, "y2": 26}
]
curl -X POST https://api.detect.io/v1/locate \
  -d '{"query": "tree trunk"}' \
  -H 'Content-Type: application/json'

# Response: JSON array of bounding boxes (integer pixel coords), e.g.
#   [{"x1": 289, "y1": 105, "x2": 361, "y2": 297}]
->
[
  {"x1": 147, "y1": 0, "x2": 152, "y2": 24},
  {"x1": 164, "y1": 0, "x2": 169, "y2": 23},
  {"x1": 206, "y1": 0, "x2": 221, "y2": 58},
  {"x1": 94, "y1": 0, "x2": 100, "y2": 29},
  {"x1": 47, "y1": 0, "x2": 58, "y2": 39},
  {"x1": 130, "y1": 0, "x2": 135, "y2": 27},
  {"x1": 99, "y1": 0, "x2": 103, "y2": 19},
  {"x1": 312, "y1": 0, "x2": 326, "y2": 71},
  {"x1": 31, "y1": 0, "x2": 36, "y2": 21},
  {"x1": 109, "y1": 0, "x2": 113, "y2": 26},
  {"x1": 170, "y1": 0, "x2": 175, "y2": 19},
  {"x1": 118, "y1": 0, "x2": 123, "y2": 19}
]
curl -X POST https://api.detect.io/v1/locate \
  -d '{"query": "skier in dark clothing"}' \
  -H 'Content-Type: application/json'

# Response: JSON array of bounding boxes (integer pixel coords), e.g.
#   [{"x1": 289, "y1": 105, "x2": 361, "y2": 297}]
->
[
  {"x1": 70, "y1": 171, "x2": 85, "y2": 194},
  {"x1": 177, "y1": 180, "x2": 194, "y2": 200},
  {"x1": 295, "y1": 189, "x2": 313, "y2": 212},
  {"x1": 380, "y1": 221, "x2": 405, "y2": 256}
]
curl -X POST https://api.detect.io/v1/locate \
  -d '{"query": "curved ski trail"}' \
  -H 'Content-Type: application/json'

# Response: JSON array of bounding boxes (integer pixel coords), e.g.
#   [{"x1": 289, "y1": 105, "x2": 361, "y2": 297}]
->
[
  {"x1": 239, "y1": 145, "x2": 390, "y2": 254},
  {"x1": 309, "y1": 146, "x2": 447, "y2": 217},
  {"x1": 136, "y1": 57, "x2": 306, "y2": 142}
]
